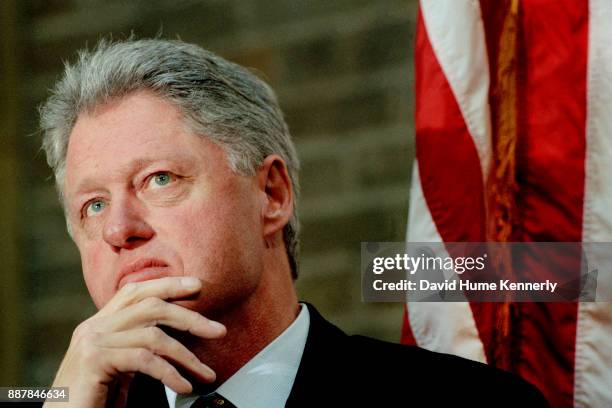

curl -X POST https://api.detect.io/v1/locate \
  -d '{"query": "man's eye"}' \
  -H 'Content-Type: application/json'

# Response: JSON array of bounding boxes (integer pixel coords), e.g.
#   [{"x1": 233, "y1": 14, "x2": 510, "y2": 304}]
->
[
  {"x1": 148, "y1": 172, "x2": 174, "y2": 188},
  {"x1": 84, "y1": 199, "x2": 107, "y2": 218}
]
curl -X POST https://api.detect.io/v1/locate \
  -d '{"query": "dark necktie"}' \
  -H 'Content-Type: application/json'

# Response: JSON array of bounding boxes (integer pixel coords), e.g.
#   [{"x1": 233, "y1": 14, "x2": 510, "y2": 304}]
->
[{"x1": 189, "y1": 393, "x2": 237, "y2": 408}]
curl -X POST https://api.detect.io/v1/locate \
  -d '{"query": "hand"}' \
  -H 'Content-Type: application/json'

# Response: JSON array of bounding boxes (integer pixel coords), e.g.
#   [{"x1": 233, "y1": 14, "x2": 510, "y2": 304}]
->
[{"x1": 43, "y1": 277, "x2": 226, "y2": 408}]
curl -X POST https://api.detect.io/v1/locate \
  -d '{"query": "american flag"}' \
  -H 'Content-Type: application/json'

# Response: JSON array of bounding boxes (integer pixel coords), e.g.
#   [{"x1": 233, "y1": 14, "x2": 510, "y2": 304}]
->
[{"x1": 402, "y1": 1, "x2": 612, "y2": 406}]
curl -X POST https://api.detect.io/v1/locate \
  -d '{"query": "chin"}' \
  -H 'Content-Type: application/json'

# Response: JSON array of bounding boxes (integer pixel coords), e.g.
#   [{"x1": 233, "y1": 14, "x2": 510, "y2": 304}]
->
[
  {"x1": 174, "y1": 286, "x2": 254, "y2": 321},
  {"x1": 170, "y1": 296, "x2": 227, "y2": 320},
  {"x1": 87, "y1": 287, "x2": 113, "y2": 310}
]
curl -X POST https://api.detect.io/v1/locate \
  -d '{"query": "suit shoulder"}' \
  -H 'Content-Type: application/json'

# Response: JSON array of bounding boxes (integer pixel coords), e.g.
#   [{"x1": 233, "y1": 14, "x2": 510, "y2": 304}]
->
[{"x1": 343, "y1": 335, "x2": 548, "y2": 407}]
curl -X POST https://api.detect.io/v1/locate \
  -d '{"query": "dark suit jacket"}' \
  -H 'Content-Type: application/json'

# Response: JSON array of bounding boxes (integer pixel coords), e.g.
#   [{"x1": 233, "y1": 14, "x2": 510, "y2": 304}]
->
[{"x1": 126, "y1": 303, "x2": 548, "y2": 407}]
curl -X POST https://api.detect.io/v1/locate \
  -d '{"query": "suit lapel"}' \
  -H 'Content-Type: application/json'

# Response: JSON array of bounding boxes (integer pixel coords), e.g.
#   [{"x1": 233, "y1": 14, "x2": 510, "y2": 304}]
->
[
  {"x1": 285, "y1": 303, "x2": 349, "y2": 407},
  {"x1": 125, "y1": 372, "x2": 170, "y2": 408}
]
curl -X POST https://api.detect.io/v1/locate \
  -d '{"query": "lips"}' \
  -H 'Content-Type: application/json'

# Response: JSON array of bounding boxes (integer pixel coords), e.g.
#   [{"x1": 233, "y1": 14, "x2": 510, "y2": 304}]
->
[{"x1": 117, "y1": 258, "x2": 170, "y2": 289}]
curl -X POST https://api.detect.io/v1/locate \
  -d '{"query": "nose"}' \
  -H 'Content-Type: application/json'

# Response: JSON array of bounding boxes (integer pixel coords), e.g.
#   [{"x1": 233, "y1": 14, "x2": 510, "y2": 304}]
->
[{"x1": 102, "y1": 196, "x2": 154, "y2": 251}]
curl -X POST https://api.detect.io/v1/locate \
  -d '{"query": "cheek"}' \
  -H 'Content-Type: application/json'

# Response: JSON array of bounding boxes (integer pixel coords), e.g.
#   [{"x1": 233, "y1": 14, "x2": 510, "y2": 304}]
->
[
  {"x1": 182, "y1": 202, "x2": 259, "y2": 259},
  {"x1": 176, "y1": 180, "x2": 261, "y2": 245},
  {"x1": 162, "y1": 186, "x2": 264, "y2": 279}
]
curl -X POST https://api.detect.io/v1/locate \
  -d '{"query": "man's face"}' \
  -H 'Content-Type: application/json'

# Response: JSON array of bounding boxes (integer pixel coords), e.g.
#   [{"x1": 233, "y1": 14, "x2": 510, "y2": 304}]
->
[{"x1": 64, "y1": 91, "x2": 265, "y2": 314}]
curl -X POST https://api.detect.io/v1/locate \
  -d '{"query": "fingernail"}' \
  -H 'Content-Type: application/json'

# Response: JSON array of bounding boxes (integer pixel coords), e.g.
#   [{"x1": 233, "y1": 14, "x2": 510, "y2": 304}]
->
[
  {"x1": 180, "y1": 377, "x2": 193, "y2": 394},
  {"x1": 181, "y1": 277, "x2": 201, "y2": 289},
  {"x1": 201, "y1": 363, "x2": 216, "y2": 380},
  {"x1": 209, "y1": 321, "x2": 226, "y2": 333}
]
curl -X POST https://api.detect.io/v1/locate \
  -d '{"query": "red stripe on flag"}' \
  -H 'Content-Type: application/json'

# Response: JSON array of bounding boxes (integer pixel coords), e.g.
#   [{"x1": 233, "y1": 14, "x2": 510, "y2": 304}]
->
[
  {"x1": 511, "y1": 1, "x2": 588, "y2": 406},
  {"x1": 517, "y1": 0, "x2": 587, "y2": 244},
  {"x1": 414, "y1": 10, "x2": 486, "y2": 244},
  {"x1": 411, "y1": 7, "x2": 494, "y2": 355}
]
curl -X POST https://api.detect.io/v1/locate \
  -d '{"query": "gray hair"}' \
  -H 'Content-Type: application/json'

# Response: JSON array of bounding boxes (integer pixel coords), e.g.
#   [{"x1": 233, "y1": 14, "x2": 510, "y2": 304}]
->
[{"x1": 40, "y1": 38, "x2": 301, "y2": 278}]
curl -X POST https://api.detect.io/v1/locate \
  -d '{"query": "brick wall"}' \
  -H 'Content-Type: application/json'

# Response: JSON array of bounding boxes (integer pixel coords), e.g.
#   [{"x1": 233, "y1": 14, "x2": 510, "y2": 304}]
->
[{"x1": 13, "y1": 0, "x2": 417, "y2": 385}]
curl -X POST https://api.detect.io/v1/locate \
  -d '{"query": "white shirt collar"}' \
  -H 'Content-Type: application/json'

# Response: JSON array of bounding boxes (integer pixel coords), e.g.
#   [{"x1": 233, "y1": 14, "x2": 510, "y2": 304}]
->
[{"x1": 165, "y1": 303, "x2": 310, "y2": 408}]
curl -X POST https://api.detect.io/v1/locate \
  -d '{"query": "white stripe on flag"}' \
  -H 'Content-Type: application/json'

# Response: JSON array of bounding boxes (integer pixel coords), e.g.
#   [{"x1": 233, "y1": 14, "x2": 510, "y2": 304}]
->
[
  {"x1": 407, "y1": 163, "x2": 487, "y2": 363},
  {"x1": 576, "y1": 0, "x2": 612, "y2": 406},
  {"x1": 419, "y1": 0, "x2": 492, "y2": 180}
]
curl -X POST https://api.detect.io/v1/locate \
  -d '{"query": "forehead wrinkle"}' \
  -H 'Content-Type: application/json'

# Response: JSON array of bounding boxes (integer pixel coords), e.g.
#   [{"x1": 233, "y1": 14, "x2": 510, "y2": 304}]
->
[{"x1": 64, "y1": 92, "x2": 205, "y2": 199}]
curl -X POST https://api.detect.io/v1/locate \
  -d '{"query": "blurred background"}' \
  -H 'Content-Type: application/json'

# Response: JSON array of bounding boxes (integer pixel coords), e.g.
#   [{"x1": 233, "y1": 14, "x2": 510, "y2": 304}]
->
[{"x1": 0, "y1": 0, "x2": 416, "y2": 386}]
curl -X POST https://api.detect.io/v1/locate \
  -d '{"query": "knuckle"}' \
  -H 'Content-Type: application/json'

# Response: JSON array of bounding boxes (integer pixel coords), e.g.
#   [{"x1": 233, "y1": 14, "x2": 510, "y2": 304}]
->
[
  {"x1": 147, "y1": 326, "x2": 164, "y2": 342},
  {"x1": 73, "y1": 321, "x2": 89, "y2": 337},
  {"x1": 74, "y1": 321, "x2": 87, "y2": 332},
  {"x1": 72, "y1": 320, "x2": 97, "y2": 342},
  {"x1": 136, "y1": 348, "x2": 154, "y2": 365},
  {"x1": 142, "y1": 297, "x2": 163, "y2": 310},
  {"x1": 187, "y1": 352, "x2": 200, "y2": 366},
  {"x1": 81, "y1": 331, "x2": 100, "y2": 344},
  {"x1": 120, "y1": 282, "x2": 139, "y2": 298},
  {"x1": 81, "y1": 343, "x2": 102, "y2": 365},
  {"x1": 162, "y1": 363, "x2": 178, "y2": 380},
  {"x1": 118, "y1": 282, "x2": 142, "y2": 304}
]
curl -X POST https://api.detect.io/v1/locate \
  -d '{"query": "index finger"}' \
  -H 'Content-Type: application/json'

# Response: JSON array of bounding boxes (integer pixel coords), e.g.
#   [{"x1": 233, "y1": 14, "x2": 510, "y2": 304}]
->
[{"x1": 103, "y1": 277, "x2": 202, "y2": 313}]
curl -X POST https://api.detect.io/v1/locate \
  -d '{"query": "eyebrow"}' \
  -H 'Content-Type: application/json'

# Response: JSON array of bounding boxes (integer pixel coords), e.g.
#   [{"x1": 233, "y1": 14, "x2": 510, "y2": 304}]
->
[{"x1": 70, "y1": 154, "x2": 196, "y2": 197}]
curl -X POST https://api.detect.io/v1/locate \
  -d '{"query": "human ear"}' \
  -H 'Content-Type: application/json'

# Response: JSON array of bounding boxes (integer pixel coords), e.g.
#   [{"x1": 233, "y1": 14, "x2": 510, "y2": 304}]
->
[{"x1": 257, "y1": 155, "x2": 294, "y2": 242}]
